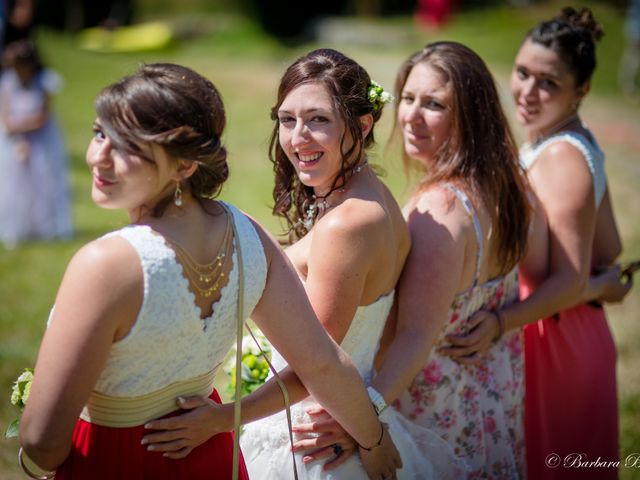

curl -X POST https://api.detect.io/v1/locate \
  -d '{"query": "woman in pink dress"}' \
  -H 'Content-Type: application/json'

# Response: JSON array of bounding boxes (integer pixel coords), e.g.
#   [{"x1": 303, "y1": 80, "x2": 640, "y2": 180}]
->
[{"x1": 445, "y1": 7, "x2": 632, "y2": 479}]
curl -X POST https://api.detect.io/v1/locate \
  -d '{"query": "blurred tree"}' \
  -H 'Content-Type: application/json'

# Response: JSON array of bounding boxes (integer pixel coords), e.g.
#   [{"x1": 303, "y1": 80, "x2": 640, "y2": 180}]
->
[{"x1": 35, "y1": 0, "x2": 134, "y2": 32}]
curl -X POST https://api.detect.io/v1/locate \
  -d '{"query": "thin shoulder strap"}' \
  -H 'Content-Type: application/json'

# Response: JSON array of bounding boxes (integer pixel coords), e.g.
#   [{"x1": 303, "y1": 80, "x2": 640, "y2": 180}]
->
[
  {"x1": 227, "y1": 204, "x2": 298, "y2": 480},
  {"x1": 443, "y1": 184, "x2": 483, "y2": 287}
]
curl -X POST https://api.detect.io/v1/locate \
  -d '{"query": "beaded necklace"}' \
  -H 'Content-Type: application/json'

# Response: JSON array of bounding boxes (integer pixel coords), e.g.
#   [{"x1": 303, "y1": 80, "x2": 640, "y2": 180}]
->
[
  {"x1": 301, "y1": 159, "x2": 369, "y2": 231},
  {"x1": 168, "y1": 214, "x2": 233, "y2": 298}
]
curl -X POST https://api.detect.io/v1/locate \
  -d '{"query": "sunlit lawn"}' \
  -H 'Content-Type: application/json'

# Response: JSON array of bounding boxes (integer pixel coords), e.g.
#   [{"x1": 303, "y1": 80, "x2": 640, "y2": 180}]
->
[{"x1": 1, "y1": 2, "x2": 638, "y2": 477}]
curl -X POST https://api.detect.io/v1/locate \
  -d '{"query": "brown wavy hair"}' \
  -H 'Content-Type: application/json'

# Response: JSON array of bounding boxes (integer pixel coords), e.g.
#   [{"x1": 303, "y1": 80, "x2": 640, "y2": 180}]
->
[
  {"x1": 392, "y1": 41, "x2": 530, "y2": 274},
  {"x1": 269, "y1": 48, "x2": 385, "y2": 239},
  {"x1": 95, "y1": 63, "x2": 229, "y2": 216}
]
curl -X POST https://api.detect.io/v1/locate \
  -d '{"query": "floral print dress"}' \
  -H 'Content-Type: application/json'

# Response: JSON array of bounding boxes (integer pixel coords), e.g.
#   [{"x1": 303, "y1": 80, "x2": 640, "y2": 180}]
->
[{"x1": 395, "y1": 185, "x2": 525, "y2": 480}]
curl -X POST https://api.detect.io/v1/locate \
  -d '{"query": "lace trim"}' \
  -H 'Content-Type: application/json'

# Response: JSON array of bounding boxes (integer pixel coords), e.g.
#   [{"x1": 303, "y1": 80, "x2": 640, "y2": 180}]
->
[{"x1": 521, "y1": 131, "x2": 606, "y2": 206}]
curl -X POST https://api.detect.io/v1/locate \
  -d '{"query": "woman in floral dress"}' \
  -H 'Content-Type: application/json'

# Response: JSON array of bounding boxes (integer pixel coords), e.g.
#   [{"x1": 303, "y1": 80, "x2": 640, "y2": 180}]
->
[
  {"x1": 376, "y1": 41, "x2": 531, "y2": 479},
  {"x1": 446, "y1": 8, "x2": 631, "y2": 479}
]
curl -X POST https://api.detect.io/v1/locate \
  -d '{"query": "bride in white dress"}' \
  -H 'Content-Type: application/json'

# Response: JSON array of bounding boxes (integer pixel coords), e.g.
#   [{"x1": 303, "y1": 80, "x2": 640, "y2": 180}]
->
[
  {"x1": 238, "y1": 49, "x2": 467, "y2": 479},
  {"x1": 139, "y1": 49, "x2": 467, "y2": 479}
]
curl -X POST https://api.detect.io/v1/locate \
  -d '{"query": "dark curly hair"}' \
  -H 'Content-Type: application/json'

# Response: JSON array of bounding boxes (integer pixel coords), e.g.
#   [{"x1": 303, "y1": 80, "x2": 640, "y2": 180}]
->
[
  {"x1": 269, "y1": 48, "x2": 385, "y2": 239},
  {"x1": 95, "y1": 63, "x2": 229, "y2": 216},
  {"x1": 526, "y1": 6, "x2": 604, "y2": 87}
]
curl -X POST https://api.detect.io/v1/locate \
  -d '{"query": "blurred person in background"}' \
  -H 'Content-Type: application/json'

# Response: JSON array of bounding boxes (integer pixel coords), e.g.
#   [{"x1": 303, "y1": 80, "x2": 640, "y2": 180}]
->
[
  {"x1": 620, "y1": 0, "x2": 640, "y2": 97},
  {"x1": 0, "y1": 39, "x2": 72, "y2": 248},
  {"x1": 2, "y1": 0, "x2": 33, "y2": 46}
]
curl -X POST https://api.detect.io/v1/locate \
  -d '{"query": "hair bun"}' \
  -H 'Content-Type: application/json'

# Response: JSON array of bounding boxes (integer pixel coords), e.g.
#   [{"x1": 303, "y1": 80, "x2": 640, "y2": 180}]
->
[{"x1": 560, "y1": 6, "x2": 604, "y2": 42}]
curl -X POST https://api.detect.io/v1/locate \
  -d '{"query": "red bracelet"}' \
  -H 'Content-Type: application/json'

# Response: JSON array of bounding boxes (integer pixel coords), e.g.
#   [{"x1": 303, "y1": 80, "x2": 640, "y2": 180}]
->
[{"x1": 358, "y1": 421, "x2": 385, "y2": 451}]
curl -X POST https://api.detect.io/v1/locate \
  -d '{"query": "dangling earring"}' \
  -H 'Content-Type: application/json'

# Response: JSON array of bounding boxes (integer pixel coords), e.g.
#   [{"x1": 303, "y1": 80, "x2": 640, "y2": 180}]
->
[{"x1": 174, "y1": 182, "x2": 183, "y2": 207}]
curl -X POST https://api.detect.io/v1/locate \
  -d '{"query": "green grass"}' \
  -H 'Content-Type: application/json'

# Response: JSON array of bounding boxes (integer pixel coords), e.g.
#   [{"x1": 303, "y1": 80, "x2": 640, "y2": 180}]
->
[{"x1": 1, "y1": 3, "x2": 639, "y2": 478}]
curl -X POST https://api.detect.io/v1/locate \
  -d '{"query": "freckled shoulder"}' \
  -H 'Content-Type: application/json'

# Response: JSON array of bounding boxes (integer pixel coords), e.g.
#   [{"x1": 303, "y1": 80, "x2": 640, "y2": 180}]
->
[{"x1": 316, "y1": 197, "x2": 388, "y2": 241}]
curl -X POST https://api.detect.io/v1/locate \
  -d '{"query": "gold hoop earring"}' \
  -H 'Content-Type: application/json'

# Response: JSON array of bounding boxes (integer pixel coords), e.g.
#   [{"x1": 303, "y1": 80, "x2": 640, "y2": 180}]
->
[{"x1": 174, "y1": 182, "x2": 183, "y2": 207}]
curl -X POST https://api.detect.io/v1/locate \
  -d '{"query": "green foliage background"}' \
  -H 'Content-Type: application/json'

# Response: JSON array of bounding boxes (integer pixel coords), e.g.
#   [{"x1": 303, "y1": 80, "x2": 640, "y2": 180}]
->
[{"x1": 1, "y1": 1, "x2": 639, "y2": 477}]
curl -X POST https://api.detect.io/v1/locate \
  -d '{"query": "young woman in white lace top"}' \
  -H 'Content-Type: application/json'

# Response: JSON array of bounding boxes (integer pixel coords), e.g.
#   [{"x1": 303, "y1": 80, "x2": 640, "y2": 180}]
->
[{"x1": 18, "y1": 63, "x2": 401, "y2": 480}]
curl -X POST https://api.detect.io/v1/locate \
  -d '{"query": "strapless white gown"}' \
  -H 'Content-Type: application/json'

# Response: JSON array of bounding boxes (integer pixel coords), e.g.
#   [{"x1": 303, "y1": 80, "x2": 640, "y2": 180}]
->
[{"x1": 240, "y1": 291, "x2": 469, "y2": 479}]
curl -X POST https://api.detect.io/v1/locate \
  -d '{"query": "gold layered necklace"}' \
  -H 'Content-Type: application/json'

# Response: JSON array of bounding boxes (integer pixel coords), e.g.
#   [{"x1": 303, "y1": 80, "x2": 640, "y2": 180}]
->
[{"x1": 168, "y1": 214, "x2": 233, "y2": 298}]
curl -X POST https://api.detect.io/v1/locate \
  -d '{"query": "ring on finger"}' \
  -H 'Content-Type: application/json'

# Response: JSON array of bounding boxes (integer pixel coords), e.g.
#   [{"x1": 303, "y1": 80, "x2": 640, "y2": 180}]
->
[{"x1": 332, "y1": 443, "x2": 343, "y2": 456}]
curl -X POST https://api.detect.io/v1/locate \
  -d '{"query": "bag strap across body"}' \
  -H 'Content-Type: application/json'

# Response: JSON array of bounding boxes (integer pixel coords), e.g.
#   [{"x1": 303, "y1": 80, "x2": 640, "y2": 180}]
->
[{"x1": 227, "y1": 204, "x2": 298, "y2": 480}]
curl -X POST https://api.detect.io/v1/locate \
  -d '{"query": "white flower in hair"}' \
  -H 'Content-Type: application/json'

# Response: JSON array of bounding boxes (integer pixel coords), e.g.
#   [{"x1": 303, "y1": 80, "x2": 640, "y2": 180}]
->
[{"x1": 367, "y1": 80, "x2": 394, "y2": 111}]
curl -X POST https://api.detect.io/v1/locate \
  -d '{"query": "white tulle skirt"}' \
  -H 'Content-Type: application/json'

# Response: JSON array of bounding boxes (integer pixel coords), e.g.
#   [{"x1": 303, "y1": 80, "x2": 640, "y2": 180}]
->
[{"x1": 240, "y1": 398, "x2": 470, "y2": 480}]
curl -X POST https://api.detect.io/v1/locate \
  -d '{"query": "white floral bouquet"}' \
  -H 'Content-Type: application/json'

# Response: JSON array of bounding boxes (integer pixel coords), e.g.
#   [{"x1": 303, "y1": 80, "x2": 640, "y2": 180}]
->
[
  {"x1": 5, "y1": 368, "x2": 33, "y2": 438},
  {"x1": 225, "y1": 330, "x2": 272, "y2": 399}
]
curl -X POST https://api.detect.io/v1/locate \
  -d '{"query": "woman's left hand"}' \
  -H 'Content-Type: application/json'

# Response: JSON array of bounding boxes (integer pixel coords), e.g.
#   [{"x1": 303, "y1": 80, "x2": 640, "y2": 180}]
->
[
  {"x1": 141, "y1": 396, "x2": 234, "y2": 459},
  {"x1": 439, "y1": 310, "x2": 500, "y2": 365},
  {"x1": 291, "y1": 403, "x2": 357, "y2": 470}
]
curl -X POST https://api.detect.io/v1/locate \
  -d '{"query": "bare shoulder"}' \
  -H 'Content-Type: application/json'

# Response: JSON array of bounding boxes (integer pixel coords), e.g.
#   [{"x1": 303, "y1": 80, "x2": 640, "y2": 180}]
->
[
  {"x1": 532, "y1": 141, "x2": 592, "y2": 185},
  {"x1": 51, "y1": 235, "x2": 143, "y2": 337},
  {"x1": 530, "y1": 141, "x2": 594, "y2": 208},
  {"x1": 407, "y1": 186, "x2": 472, "y2": 240},
  {"x1": 314, "y1": 197, "x2": 386, "y2": 247},
  {"x1": 65, "y1": 235, "x2": 142, "y2": 294}
]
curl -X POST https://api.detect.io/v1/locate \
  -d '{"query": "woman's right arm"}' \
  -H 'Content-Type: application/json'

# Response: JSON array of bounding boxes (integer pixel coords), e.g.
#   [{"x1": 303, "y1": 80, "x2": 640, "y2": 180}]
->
[
  {"x1": 581, "y1": 186, "x2": 631, "y2": 304},
  {"x1": 143, "y1": 223, "x2": 401, "y2": 477},
  {"x1": 369, "y1": 190, "x2": 468, "y2": 405},
  {"x1": 443, "y1": 145, "x2": 630, "y2": 363},
  {"x1": 1, "y1": 90, "x2": 49, "y2": 134},
  {"x1": 19, "y1": 237, "x2": 143, "y2": 471},
  {"x1": 500, "y1": 141, "x2": 597, "y2": 329}
]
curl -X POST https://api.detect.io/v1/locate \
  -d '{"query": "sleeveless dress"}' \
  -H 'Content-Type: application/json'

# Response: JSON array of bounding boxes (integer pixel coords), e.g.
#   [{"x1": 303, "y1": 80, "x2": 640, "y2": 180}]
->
[
  {"x1": 520, "y1": 131, "x2": 618, "y2": 479},
  {"x1": 53, "y1": 202, "x2": 267, "y2": 479},
  {"x1": 0, "y1": 69, "x2": 72, "y2": 248},
  {"x1": 241, "y1": 290, "x2": 470, "y2": 479},
  {"x1": 394, "y1": 185, "x2": 526, "y2": 479}
]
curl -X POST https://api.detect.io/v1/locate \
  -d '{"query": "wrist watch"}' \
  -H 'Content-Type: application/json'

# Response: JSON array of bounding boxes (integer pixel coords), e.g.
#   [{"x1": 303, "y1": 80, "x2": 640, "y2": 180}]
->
[{"x1": 366, "y1": 386, "x2": 388, "y2": 416}]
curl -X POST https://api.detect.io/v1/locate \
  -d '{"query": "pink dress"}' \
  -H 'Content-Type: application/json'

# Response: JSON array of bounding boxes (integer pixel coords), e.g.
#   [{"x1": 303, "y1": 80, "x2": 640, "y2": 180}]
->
[
  {"x1": 520, "y1": 131, "x2": 618, "y2": 479},
  {"x1": 395, "y1": 185, "x2": 525, "y2": 479}
]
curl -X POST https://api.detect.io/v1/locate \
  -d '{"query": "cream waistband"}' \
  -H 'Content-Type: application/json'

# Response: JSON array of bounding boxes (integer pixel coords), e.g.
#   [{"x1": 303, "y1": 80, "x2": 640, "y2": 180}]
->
[{"x1": 80, "y1": 368, "x2": 217, "y2": 428}]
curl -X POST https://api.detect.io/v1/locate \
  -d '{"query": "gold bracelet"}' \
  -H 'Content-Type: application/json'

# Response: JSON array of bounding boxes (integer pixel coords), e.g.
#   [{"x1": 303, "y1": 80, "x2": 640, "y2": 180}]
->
[
  {"x1": 18, "y1": 447, "x2": 56, "y2": 480},
  {"x1": 493, "y1": 310, "x2": 506, "y2": 343},
  {"x1": 358, "y1": 421, "x2": 385, "y2": 452}
]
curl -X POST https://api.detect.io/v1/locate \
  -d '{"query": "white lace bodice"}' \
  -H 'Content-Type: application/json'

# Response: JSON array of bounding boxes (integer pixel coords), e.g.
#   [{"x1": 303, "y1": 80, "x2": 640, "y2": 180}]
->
[
  {"x1": 520, "y1": 130, "x2": 607, "y2": 207},
  {"x1": 58, "y1": 202, "x2": 268, "y2": 396}
]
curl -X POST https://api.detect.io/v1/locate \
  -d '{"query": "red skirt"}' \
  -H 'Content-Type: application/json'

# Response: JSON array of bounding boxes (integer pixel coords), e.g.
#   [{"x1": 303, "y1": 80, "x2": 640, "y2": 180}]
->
[
  {"x1": 522, "y1": 280, "x2": 618, "y2": 480},
  {"x1": 55, "y1": 389, "x2": 249, "y2": 480}
]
